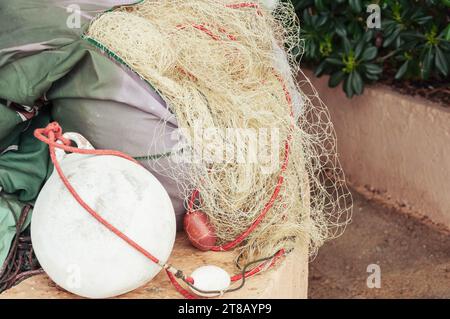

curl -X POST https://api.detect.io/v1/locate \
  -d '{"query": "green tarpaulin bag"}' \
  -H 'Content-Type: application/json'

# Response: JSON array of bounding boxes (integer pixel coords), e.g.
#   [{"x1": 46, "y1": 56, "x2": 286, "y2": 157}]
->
[
  {"x1": 0, "y1": 112, "x2": 51, "y2": 267},
  {"x1": 0, "y1": 0, "x2": 186, "y2": 268}
]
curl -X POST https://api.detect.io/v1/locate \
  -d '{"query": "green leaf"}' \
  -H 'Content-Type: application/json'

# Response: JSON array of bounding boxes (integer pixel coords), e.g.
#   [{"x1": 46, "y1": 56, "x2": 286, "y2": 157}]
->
[
  {"x1": 361, "y1": 47, "x2": 378, "y2": 61},
  {"x1": 317, "y1": 15, "x2": 328, "y2": 27},
  {"x1": 383, "y1": 20, "x2": 396, "y2": 35},
  {"x1": 351, "y1": 71, "x2": 364, "y2": 95},
  {"x1": 364, "y1": 63, "x2": 383, "y2": 75},
  {"x1": 365, "y1": 73, "x2": 380, "y2": 81},
  {"x1": 325, "y1": 57, "x2": 344, "y2": 66},
  {"x1": 335, "y1": 21, "x2": 347, "y2": 38},
  {"x1": 441, "y1": 41, "x2": 450, "y2": 51},
  {"x1": 314, "y1": 60, "x2": 327, "y2": 76},
  {"x1": 314, "y1": 0, "x2": 326, "y2": 11},
  {"x1": 344, "y1": 74, "x2": 354, "y2": 98},
  {"x1": 395, "y1": 60, "x2": 409, "y2": 80},
  {"x1": 383, "y1": 27, "x2": 402, "y2": 48},
  {"x1": 363, "y1": 30, "x2": 374, "y2": 43},
  {"x1": 310, "y1": 41, "x2": 318, "y2": 56},
  {"x1": 302, "y1": 10, "x2": 311, "y2": 25},
  {"x1": 415, "y1": 16, "x2": 433, "y2": 25},
  {"x1": 441, "y1": 24, "x2": 450, "y2": 41},
  {"x1": 342, "y1": 37, "x2": 352, "y2": 55},
  {"x1": 349, "y1": 0, "x2": 362, "y2": 13},
  {"x1": 329, "y1": 71, "x2": 346, "y2": 87},
  {"x1": 422, "y1": 48, "x2": 434, "y2": 79},
  {"x1": 435, "y1": 47, "x2": 449, "y2": 76},
  {"x1": 354, "y1": 40, "x2": 365, "y2": 59}
]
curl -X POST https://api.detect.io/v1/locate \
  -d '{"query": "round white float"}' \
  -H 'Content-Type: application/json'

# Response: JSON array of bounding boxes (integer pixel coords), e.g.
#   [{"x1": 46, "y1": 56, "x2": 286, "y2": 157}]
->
[
  {"x1": 31, "y1": 134, "x2": 176, "y2": 299},
  {"x1": 190, "y1": 265, "x2": 231, "y2": 297}
]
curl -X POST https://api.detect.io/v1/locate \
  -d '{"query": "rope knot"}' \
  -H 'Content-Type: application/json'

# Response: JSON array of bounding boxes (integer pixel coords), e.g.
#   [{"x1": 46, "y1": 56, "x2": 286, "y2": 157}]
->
[
  {"x1": 43, "y1": 122, "x2": 63, "y2": 139},
  {"x1": 35, "y1": 122, "x2": 71, "y2": 146}
]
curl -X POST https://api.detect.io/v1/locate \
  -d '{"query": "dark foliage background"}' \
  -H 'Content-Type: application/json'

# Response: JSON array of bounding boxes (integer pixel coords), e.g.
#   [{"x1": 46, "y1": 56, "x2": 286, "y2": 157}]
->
[{"x1": 291, "y1": 0, "x2": 450, "y2": 98}]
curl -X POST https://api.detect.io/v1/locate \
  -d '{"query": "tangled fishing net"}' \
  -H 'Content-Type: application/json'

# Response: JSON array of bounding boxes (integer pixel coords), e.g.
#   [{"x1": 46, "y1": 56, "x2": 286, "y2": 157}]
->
[{"x1": 85, "y1": 0, "x2": 352, "y2": 265}]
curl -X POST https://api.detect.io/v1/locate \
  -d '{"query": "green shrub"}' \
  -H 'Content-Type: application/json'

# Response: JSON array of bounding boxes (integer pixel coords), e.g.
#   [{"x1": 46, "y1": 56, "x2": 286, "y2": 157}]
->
[{"x1": 291, "y1": 0, "x2": 450, "y2": 98}]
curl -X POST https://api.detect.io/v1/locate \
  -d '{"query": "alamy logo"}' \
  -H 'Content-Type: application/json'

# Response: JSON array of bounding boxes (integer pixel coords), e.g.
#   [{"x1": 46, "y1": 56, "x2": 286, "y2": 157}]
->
[
  {"x1": 66, "y1": 4, "x2": 81, "y2": 29},
  {"x1": 169, "y1": 123, "x2": 281, "y2": 175},
  {"x1": 367, "y1": 264, "x2": 381, "y2": 289},
  {"x1": 66, "y1": 264, "x2": 82, "y2": 289},
  {"x1": 367, "y1": 4, "x2": 381, "y2": 29}
]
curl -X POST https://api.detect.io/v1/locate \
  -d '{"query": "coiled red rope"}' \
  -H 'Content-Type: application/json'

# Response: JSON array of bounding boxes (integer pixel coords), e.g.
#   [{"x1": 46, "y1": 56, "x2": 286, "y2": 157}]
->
[
  {"x1": 35, "y1": 123, "x2": 201, "y2": 297},
  {"x1": 32, "y1": 2, "x2": 291, "y2": 299},
  {"x1": 34, "y1": 122, "x2": 286, "y2": 299},
  {"x1": 183, "y1": 10, "x2": 296, "y2": 252},
  {"x1": 34, "y1": 123, "x2": 162, "y2": 266},
  {"x1": 173, "y1": 2, "x2": 294, "y2": 293}
]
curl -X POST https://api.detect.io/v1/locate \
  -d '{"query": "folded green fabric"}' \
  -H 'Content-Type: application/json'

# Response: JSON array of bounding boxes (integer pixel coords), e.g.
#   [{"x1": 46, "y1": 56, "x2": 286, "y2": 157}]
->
[
  {"x1": 0, "y1": 112, "x2": 50, "y2": 266},
  {"x1": 0, "y1": 103, "x2": 22, "y2": 146},
  {"x1": 0, "y1": 0, "x2": 173, "y2": 267},
  {"x1": 0, "y1": 0, "x2": 95, "y2": 267}
]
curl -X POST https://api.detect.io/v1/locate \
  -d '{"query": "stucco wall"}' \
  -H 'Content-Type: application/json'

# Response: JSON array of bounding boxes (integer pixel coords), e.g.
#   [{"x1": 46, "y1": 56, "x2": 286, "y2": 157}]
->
[{"x1": 304, "y1": 70, "x2": 450, "y2": 229}]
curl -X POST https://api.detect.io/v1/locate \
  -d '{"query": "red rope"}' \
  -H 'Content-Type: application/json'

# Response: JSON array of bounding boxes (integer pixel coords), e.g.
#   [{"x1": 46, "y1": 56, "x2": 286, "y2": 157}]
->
[
  {"x1": 179, "y1": 12, "x2": 294, "y2": 289},
  {"x1": 192, "y1": 24, "x2": 221, "y2": 41},
  {"x1": 186, "y1": 69, "x2": 295, "y2": 252},
  {"x1": 34, "y1": 95, "x2": 290, "y2": 298},
  {"x1": 166, "y1": 249, "x2": 286, "y2": 299},
  {"x1": 166, "y1": 270, "x2": 197, "y2": 299},
  {"x1": 34, "y1": 124, "x2": 161, "y2": 266},
  {"x1": 226, "y1": 2, "x2": 260, "y2": 9},
  {"x1": 35, "y1": 123, "x2": 201, "y2": 298},
  {"x1": 33, "y1": 2, "x2": 291, "y2": 299},
  {"x1": 182, "y1": 2, "x2": 295, "y2": 252},
  {"x1": 225, "y1": 2, "x2": 262, "y2": 15}
]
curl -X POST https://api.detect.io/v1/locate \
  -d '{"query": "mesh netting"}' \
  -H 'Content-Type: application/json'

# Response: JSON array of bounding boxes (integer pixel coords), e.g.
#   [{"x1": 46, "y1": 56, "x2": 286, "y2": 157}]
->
[{"x1": 85, "y1": 0, "x2": 352, "y2": 265}]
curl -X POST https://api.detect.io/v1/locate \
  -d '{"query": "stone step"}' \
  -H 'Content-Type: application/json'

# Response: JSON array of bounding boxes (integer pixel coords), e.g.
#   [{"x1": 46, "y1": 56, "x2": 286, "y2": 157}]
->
[{"x1": 0, "y1": 234, "x2": 308, "y2": 299}]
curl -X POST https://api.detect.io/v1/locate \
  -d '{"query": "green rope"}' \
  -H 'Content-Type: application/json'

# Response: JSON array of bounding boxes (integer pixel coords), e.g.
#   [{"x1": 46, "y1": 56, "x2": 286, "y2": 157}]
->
[
  {"x1": 133, "y1": 148, "x2": 185, "y2": 162},
  {"x1": 133, "y1": 151, "x2": 174, "y2": 161}
]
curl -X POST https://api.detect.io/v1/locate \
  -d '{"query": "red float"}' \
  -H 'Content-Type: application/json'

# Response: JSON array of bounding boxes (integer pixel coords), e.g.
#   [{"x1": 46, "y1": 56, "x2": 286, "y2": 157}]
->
[{"x1": 184, "y1": 211, "x2": 217, "y2": 251}]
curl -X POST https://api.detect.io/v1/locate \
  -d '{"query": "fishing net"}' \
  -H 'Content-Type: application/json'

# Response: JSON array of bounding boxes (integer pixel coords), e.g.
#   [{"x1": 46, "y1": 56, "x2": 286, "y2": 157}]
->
[{"x1": 85, "y1": 0, "x2": 352, "y2": 265}]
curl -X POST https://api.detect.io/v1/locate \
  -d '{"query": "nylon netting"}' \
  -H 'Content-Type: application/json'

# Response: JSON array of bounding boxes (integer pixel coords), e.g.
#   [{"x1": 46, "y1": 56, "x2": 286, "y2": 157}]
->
[{"x1": 85, "y1": 0, "x2": 353, "y2": 266}]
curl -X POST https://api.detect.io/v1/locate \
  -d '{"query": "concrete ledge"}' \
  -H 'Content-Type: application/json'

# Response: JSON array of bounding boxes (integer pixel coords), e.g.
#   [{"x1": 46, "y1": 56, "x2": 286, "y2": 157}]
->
[
  {"x1": 303, "y1": 70, "x2": 450, "y2": 229},
  {"x1": 0, "y1": 234, "x2": 308, "y2": 299}
]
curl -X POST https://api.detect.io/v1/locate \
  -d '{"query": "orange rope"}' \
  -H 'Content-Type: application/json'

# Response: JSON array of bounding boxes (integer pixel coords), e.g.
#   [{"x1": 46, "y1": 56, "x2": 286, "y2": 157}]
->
[
  {"x1": 166, "y1": 270, "x2": 197, "y2": 299},
  {"x1": 33, "y1": 2, "x2": 291, "y2": 299},
  {"x1": 184, "y1": 48, "x2": 295, "y2": 253},
  {"x1": 35, "y1": 123, "x2": 198, "y2": 298},
  {"x1": 35, "y1": 124, "x2": 161, "y2": 266},
  {"x1": 162, "y1": 2, "x2": 294, "y2": 294}
]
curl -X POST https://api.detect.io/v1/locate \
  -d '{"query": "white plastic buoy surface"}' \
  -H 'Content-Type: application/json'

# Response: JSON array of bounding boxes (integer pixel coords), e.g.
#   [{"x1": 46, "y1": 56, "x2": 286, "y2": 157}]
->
[
  {"x1": 31, "y1": 134, "x2": 176, "y2": 299},
  {"x1": 190, "y1": 265, "x2": 231, "y2": 297}
]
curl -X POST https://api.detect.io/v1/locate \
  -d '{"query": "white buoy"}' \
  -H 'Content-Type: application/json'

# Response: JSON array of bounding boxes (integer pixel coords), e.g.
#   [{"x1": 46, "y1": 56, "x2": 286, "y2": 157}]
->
[
  {"x1": 31, "y1": 133, "x2": 176, "y2": 299},
  {"x1": 190, "y1": 265, "x2": 231, "y2": 297}
]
